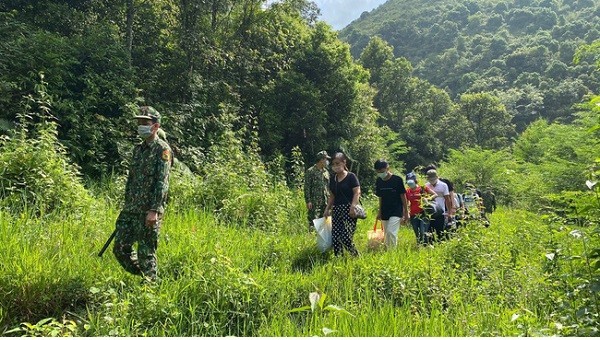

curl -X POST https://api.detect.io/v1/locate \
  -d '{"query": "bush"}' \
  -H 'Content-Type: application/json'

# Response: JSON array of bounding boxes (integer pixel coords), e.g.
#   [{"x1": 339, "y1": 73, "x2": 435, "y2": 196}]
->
[
  {"x1": 167, "y1": 122, "x2": 306, "y2": 233},
  {"x1": 0, "y1": 78, "x2": 91, "y2": 215}
]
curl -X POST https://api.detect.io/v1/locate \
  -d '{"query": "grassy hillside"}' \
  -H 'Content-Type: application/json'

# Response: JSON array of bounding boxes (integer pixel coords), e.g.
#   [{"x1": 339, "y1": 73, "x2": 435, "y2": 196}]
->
[
  {"x1": 341, "y1": 0, "x2": 600, "y2": 128},
  {"x1": 0, "y1": 200, "x2": 594, "y2": 336}
]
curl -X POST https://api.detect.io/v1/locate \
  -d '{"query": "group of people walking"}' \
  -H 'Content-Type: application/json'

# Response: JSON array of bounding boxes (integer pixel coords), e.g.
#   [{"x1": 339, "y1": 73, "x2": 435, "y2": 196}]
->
[
  {"x1": 304, "y1": 151, "x2": 494, "y2": 256},
  {"x1": 110, "y1": 106, "x2": 492, "y2": 282}
]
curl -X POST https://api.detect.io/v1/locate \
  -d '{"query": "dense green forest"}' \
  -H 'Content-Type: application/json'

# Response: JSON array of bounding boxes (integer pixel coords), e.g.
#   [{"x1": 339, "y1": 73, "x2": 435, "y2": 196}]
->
[
  {"x1": 0, "y1": 0, "x2": 385, "y2": 184},
  {"x1": 342, "y1": 0, "x2": 600, "y2": 131},
  {"x1": 0, "y1": 0, "x2": 599, "y2": 336}
]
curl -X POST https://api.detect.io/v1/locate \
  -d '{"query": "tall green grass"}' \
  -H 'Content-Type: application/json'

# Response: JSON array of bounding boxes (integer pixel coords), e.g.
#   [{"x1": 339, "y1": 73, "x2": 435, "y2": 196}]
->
[{"x1": 1, "y1": 199, "x2": 594, "y2": 336}]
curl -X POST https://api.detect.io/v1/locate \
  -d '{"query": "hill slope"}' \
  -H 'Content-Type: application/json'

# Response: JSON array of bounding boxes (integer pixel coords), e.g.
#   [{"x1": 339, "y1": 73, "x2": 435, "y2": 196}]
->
[{"x1": 340, "y1": 0, "x2": 600, "y2": 128}]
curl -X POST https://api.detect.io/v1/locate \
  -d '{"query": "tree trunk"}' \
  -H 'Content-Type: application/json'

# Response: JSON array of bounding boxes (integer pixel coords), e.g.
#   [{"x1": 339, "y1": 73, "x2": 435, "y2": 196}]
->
[{"x1": 125, "y1": 0, "x2": 134, "y2": 64}]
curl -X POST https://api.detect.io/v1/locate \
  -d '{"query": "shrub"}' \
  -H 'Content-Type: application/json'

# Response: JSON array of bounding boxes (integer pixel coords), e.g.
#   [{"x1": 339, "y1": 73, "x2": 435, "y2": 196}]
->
[
  {"x1": 0, "y1": 77, "x2": 91, "y2": 215},
  {"x1": 168, "y1": 121, "x2": 305, "y2": 233}
]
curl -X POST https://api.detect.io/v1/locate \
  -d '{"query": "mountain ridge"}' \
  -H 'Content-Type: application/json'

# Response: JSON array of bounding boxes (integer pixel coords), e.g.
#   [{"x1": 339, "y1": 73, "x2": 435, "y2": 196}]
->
[{"x1": 340, "y1": 0, "x2": 600, "y2": 129}]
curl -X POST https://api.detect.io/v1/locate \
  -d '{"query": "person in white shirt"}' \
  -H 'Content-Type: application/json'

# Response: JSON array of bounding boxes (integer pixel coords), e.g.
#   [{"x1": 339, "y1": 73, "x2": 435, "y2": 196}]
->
[{"x1": 424, "y1": 169, "x2": 453, "y2": 242}]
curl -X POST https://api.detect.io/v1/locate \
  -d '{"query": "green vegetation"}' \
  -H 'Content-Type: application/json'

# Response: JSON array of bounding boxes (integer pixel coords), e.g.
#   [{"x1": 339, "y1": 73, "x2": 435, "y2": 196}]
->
[
  {"x1": 0, "y1": 90, "x2": 598, "y2": 336},
  {"x1": 0, "y1": 0, "x2": 385, "y2": 185},
  {"x1": 342, "y1": 0, "x2": 600, "y2": 130},
  {"x1": 1, "y1": 201, "x2": 598, "y2": 336},
  {"x1": 0, "y1": 0, "x2": 599, "y2": 337}
]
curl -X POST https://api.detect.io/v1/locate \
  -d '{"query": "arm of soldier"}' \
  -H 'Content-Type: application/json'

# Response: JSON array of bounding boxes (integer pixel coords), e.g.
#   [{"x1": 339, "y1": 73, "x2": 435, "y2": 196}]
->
[
  {"x1": 324, "y1": 188, "x2": 334, "y2": 217},
  {"x1": 147, "y1": 147, "x2": 171, "y2": 226},
  {"x1": 123, "y1": 147, "x2": 137, "y2": 197},
  {"x1": 303, "y1": 170, "x2": 313, "y2": 210}
]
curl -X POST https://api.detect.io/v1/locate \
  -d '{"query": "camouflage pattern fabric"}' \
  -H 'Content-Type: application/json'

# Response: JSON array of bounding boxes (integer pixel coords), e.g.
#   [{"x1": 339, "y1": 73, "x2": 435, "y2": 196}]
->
[
  {"x1": 113, "y1": 212, "x2": 160, "y2": 279},
  {"x1": 482, "y1": 190, "x2": 497, "y2": 213},
  {"x1": 122, "y1": 137, "x2": 172, "y2": 214},
  {"x1": 304, "y1": 165, "x2": 330, "y2": 224},
  {"x1": 114, "y1": 136, "x2": 171, "y2": 280}
]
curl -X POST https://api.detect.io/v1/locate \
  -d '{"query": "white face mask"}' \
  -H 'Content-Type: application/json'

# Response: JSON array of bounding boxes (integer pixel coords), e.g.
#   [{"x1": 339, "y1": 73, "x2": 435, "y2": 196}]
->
[
  {"x1": 325, "y1": 160, "x2": 330, "y2": 167},
  {"x1": 332, "y1": 165, "x2": 343, "y2": 173},
  {"x1": 377, "y1": 172, "x2": 387, "y2": 179},
  {"x1": 138, "y1": 125, "x2": 153, "y2": 139}
]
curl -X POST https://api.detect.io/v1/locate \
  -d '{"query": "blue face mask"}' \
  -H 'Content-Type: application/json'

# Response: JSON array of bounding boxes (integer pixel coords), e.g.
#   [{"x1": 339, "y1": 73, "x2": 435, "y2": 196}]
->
[
  {"x1": 377, "y1": 172, "x2": 388, "y2": 179},
  {"x1": 138, "y1": 125, "x2": 153, "y2": 139}
]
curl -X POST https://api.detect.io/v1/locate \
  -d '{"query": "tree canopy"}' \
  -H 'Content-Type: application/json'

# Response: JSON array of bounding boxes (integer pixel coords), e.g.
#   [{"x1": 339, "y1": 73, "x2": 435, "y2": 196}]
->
[{"x1": 341, "y1": 0, "x2": 600, "y2": 131}]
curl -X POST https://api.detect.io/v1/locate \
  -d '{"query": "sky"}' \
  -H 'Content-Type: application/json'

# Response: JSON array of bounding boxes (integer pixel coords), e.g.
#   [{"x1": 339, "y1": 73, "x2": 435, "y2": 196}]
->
[
  {"x1": 312, "y1": 0, "x2": 387, "y2": 30},
  {"x1": 265, "y1": 0, "x2": 388, "y2": 30}
]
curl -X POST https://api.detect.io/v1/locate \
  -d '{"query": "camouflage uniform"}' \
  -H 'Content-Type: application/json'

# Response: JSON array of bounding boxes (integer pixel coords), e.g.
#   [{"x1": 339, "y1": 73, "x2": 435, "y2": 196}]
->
[
  {"x1": 304, "y1": 152, "x2": 330, "y2": 228},
  {"x1": 113, "y1": 107, "x2": 171, "y2": 281}
]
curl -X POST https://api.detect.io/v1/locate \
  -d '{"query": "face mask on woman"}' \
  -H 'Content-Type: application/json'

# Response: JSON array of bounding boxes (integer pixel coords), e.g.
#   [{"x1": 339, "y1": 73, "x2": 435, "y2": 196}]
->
[{"x1": 138, "y1": 125, "x2": 153, "y2": 139}]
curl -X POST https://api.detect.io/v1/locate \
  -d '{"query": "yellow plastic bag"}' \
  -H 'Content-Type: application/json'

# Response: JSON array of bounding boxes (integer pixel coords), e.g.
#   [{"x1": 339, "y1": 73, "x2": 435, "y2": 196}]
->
[{"x1": 367, "y1": 219, "x2": 385, "y2": 250}]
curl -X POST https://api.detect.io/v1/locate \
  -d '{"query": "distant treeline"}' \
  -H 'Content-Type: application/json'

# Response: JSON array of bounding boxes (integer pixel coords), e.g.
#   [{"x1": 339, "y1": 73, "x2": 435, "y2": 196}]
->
[
  {"x1": 0, "y1": 0, "x2": 598, "y2": 185},
  {"x1": 342, "y1": 0, "x2": 600, "y2": 130}
]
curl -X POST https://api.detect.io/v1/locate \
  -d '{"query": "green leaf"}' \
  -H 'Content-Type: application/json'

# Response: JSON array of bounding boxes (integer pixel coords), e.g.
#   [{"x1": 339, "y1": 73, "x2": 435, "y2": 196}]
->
[
  {"x1": 318, "y1": 292, "x2": 327, "y2": 309},
  {"x1": 3, "y1": 327, "x2": 24, "y2": 335},
  {"x1": 287, "y1": 306, "x2": 311, "y2": 314},
  {"x1": 36, "y1": 318, "x2": 54, "y2": 326},
  {"x1": 323, "y1": 304, "x2": 355, "y2": 317}
]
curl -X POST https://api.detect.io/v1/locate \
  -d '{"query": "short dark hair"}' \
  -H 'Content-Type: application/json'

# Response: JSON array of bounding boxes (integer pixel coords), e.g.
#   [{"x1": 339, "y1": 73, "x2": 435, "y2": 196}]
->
[{"x1": 374, "y1": 159, "x2": 388, "y2": 170}]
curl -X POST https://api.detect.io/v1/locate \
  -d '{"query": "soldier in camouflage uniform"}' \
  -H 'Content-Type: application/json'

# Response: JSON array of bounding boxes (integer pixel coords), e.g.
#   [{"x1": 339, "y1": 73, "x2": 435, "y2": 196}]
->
[
  {"x1": 304, "y1": 151, "x2": 331, "y2": 231},
  {"x1": 113, "y1": 106, "x2": 172, "y2": 282}
]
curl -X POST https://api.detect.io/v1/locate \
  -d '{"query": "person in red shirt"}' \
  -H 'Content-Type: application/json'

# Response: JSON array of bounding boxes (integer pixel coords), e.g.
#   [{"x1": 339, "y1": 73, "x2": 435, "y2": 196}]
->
[{"x1": 405, "y1": 172, "x2": 436, "y2": 246}]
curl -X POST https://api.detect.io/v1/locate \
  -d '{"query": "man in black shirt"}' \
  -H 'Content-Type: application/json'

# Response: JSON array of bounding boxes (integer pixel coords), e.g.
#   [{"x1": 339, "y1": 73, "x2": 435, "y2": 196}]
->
[{"x1": 375, "y1": 160, "x2": 409, "y2": 248}]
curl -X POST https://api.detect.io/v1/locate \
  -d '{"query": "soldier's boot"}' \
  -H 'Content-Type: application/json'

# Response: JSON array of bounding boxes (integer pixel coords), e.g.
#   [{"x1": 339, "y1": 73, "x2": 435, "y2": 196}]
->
[
  {"x1": 113, "y1": 243, "x2": 142, "y2": 275},
  {"x1": 138, "y1": 245, "x2": 158, "y2": 282}
]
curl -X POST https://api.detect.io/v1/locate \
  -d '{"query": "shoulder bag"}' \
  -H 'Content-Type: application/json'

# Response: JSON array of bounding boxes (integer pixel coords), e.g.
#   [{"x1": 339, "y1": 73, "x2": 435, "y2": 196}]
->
[{"x1": 336, "y1": 173, "x2": 367, "y2": 219}]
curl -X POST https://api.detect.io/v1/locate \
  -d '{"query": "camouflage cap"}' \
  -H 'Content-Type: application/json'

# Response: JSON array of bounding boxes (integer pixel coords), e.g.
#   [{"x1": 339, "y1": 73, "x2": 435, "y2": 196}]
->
[
  {"x1": 316, "y1": 150, "x2": 331, "y2": 160},
  {"x1": 134, "y1": 106, "x2": 161, "y2": 123}
]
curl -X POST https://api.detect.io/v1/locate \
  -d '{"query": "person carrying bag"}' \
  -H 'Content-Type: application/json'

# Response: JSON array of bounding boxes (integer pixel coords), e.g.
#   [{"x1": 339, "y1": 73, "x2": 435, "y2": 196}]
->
[
  {"x1": 324, "y1": 152, "x2": 361, "y2": 257},
  {"x1": 374, "y1": 160, "x2": 409, "y2": 249}
]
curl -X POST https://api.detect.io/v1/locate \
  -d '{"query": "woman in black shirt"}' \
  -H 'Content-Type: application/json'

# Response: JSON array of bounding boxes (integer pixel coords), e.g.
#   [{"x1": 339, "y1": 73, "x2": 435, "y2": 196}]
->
[{"x1": 324, "y1": 152, "x2": 360, "y2": 257}]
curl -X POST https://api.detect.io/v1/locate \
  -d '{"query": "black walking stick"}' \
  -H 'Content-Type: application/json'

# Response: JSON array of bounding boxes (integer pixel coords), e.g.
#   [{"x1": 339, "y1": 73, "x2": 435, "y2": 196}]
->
[{"x1": 98, "y1": 229, "x2": 117, "y2": 257}]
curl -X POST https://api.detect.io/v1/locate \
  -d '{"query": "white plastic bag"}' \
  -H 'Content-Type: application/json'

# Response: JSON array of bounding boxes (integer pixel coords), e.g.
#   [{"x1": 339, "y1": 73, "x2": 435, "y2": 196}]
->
[{"x1": 313, "y1": 216, "x2": 332, "y2": 253}]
